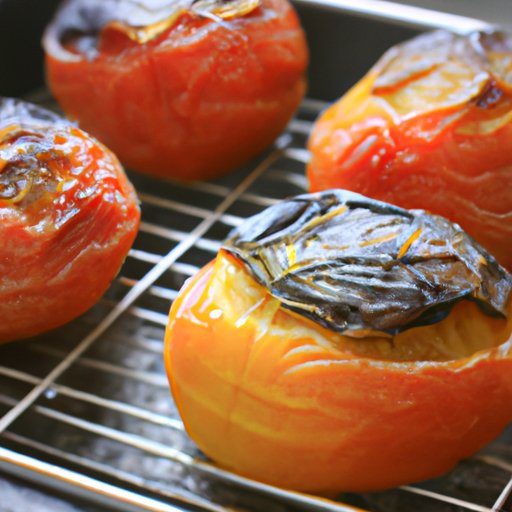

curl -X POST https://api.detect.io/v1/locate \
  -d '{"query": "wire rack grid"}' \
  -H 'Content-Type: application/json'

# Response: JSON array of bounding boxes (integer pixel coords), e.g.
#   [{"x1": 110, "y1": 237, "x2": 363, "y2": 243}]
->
[{"x1": 0, "y1": 93, "x2": 511, "y2": 512}]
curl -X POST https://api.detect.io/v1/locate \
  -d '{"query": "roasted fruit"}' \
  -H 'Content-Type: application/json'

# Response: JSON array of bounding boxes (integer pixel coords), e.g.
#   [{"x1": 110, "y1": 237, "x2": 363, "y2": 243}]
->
[
  {"x1": 165, "y1": 190, "x2": 512, "y2": 493},
  {"x1": 307, "y1": 30, "x2": 512, "y2": 270},
  {"x1": 0, "y1": 98, "x2": 140, "y2": 343},
  {"x1": 43, "y1": 0, "x2": 308, "y2": 181}
]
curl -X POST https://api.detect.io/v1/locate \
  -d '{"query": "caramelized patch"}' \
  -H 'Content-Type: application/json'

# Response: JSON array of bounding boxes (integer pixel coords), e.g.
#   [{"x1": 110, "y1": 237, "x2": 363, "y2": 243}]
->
[
  {"x1": 0, "y1": 99, "x2": 98, "y2": 223},
  {"x1": 372, "y1": 30, "x2": 512, "y2": 118},
  {"x1": 0, "y1": 130, "x2": 70, "y2": 206}
]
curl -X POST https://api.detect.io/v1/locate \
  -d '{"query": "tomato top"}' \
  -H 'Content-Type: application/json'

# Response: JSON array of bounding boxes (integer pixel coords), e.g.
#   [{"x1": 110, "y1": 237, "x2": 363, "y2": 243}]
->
[
  {"x1": 0, "y1": 98, "x2": 132, "y2": 230},
  {"x1": 44, "y1": 0, "x2": 266, "y2": 60},
  {"x1": 223, "y1": 190, "x2": 512, "y2": 337},
  {"x1": 371, "y1": 30, "x2": 512, "y2": 122}
]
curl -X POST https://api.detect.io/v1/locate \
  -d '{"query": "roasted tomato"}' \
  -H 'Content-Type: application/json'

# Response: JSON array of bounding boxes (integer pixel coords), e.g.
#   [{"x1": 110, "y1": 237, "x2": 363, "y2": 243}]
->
[
  {"x1": 307, "y1": 30, "x2": 512, "y2": 270},
  {"x1": 165, "y1": 190, "x2": 512, "y2": 493},
  {"x1": 43, "y1": 0, "x2": 308, "y2": 181},
  {"x1": 0, "y1": 98, "x2": 140, "y2": 343}
]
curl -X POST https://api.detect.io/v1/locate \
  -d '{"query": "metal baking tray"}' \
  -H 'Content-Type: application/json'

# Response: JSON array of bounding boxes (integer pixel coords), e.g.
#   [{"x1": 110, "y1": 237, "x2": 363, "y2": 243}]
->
[{"x1": 0, "y1": 1, "x2": 510, "y2": 511}]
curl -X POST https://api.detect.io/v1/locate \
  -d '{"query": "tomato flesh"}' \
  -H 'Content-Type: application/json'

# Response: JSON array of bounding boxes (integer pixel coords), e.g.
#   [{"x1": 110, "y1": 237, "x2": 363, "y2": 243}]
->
[{"x1": 165, "y1": 250, "x2": 512, "y2": 492}]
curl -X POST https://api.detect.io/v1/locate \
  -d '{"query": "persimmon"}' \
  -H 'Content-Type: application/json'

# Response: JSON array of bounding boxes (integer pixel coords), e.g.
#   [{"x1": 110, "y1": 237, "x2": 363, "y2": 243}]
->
[
  {"x1": 164, "y1": 190, "x2": 512, "y2": 493},
  {"x1": 307, "y1": 30, "x2": 512, "y2": 270},
  {"x1": 0, "y1": 98, "x2": 140, "y2": 343},
  {"x1": 43, "y1": 0, "x2": 308, "y2": 181}
]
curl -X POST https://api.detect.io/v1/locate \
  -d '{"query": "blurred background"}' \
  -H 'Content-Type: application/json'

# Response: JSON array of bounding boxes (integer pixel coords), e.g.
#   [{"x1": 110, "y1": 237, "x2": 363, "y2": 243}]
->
[
  {"x1": 0, "y1": 0, "x2": 510, "y2": 97},
  {"x1": 388, "y1": 0, "x2": 511, "y2": 31}
]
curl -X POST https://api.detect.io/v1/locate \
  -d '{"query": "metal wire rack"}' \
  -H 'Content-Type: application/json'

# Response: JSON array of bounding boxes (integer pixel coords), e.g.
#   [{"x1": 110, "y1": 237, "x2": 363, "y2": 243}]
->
[{"x1": 0, "y1": 90, "x2": 511, "y2": 512}]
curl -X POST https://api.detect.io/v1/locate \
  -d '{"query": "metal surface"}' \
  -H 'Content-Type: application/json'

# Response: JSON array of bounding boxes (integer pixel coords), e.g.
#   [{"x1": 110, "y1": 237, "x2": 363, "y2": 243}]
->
[
  {"x1": 295, "y1": 0, "x2": 492, "y2": 32},
  {"x1": 0, "y1": 1, "x2": 511, "y2": 511}
]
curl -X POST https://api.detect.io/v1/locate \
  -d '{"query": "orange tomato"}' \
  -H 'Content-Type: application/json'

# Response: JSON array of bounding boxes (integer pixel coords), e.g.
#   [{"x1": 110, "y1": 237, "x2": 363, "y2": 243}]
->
[
  {"x1": 43, "y1": 0, "x2": 308, "y2": 181},
  {"x1": 0, "y1": 98, "x2": 140, "y2": 343},
  {"x1": 165, "y1": 249, "x2": 512, "y2": 493},
  {"x1": 307, "y1": 30, "x2": 512, "y2": 270}
]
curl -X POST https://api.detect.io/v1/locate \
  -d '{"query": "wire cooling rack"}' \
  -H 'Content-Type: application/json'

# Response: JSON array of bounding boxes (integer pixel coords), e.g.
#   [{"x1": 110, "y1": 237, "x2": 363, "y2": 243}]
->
[{"x1": 0, "y1": 91, "x2": 511, "y2": 512}]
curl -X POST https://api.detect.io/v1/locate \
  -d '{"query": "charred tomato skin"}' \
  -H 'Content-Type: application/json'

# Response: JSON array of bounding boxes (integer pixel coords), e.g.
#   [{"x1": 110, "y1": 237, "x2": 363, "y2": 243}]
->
[
  {"x1": 43, "y1": 0, "x2": 308, "y2": 181},
  {"x1": 0, "y1": 98, "x2": 140, "y2": 343},
  {"x1": 165, "y1": 250, "x2": 512, "y2": 493},
  {"x1": 307, "y1": 30, "x2": 512, "y2": 270}
]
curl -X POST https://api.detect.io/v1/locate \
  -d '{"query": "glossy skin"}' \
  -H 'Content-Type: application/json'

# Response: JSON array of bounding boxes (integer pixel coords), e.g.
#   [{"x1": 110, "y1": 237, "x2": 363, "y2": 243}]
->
[
  {"x1": 165, "y1": 250, "x2": 512, "y2": 493},
  {"x1": 44, "y1": 0, "x2": 308, "y2": 181},
  {"x1": 307, "y1": 30, "x2": 512, "y2": 270},
  {"x1": 0, "y1": 99, "x2": 140, "y2": 343}
]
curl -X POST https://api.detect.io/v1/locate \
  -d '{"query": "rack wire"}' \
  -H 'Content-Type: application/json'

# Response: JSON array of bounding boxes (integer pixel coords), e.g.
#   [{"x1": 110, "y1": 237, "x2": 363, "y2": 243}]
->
[{"x1": 0, "y1": 92, "x2": 511, "y2": 512}]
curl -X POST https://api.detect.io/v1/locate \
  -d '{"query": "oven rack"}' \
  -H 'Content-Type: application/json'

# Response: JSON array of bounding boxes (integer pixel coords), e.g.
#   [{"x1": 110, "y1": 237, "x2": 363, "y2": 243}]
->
[{"x1": 0, "y1": 87, "x2": 511, "y2": 512}]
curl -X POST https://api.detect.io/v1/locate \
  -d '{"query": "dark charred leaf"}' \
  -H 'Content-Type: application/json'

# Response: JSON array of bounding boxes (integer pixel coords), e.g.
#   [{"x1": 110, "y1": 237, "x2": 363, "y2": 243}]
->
[{"x1": 224, "y1": 190, "x2": 511, "y2": 337}]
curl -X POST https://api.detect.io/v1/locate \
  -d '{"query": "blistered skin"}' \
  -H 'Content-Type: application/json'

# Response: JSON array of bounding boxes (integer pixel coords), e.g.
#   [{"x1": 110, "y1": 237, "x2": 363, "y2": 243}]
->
[
  {"x1": 44, "y1": 0, "x2": 308, "y2": 181},
  {"x1": 307, "y1": 30, "x2": 512, "y2": 270},
  {"x1": 165, "y1": 250, "x2": 512, "y2": 492},
  {"x1": 0, "y1": 98, "x2": 140, "y2": 343}
]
